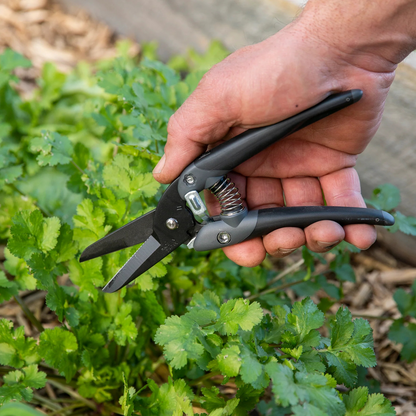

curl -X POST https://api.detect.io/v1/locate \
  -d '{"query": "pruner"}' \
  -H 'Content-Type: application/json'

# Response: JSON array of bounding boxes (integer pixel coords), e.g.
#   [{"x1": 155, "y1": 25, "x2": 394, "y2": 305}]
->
[{"x1": 80, "y1": 90, "x2": 394, "y2": 293}]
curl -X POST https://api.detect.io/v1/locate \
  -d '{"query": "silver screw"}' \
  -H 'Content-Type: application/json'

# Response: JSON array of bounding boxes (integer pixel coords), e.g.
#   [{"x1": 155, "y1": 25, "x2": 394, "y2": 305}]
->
[
  {"x1": 217, "y1": 231, "x2": 231, "y2": 244},
  {"x1": 166, "y1": 218, "x2": 179, "y2": 230},
  {"x1": 184, "y1": 174, "x2": 195, "y2": 185}
]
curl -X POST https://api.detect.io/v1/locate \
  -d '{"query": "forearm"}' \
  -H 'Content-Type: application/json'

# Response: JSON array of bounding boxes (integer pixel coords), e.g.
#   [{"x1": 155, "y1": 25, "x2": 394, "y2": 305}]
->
[{"x1": 298, "y1": 0, "x2": 416, "y2": 72}]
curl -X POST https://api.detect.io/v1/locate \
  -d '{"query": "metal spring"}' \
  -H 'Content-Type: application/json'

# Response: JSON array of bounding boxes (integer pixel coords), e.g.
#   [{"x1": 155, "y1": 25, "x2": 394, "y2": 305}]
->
[{"x1": 209, "y1": 176, "x2": 245, "y2": 216}]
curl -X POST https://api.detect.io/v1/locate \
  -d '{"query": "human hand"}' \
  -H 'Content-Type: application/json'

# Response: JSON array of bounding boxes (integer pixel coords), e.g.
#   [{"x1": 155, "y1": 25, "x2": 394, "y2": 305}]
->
[{"x1": 152, "y1": 6, "x2": 399, "y2": 267}]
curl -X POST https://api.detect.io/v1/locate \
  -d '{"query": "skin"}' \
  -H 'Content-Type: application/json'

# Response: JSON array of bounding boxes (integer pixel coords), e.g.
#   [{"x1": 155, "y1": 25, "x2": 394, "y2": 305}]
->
[{"x1": 153, "y1": 0, "x2": 416, "y2": 267}]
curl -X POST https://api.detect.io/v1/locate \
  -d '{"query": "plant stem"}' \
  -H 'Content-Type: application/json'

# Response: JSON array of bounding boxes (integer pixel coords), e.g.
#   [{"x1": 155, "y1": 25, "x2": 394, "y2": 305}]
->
[
  {"x1": 189, "y1": 371, "x2": 221, "y2": 386},
  {"x1": 14, "y1": 294, "x2": 45, "y2": 333},
  {"x1": 48, "y1": 402, "x2": 86, "y2": 416},
  {"x1": 47, "y1": 379, "x2": 97, "y2": 411},
  {"x1": 247, "y1": 278, "x2": 307, "y2": 301},
  {"x1": 351, "y1": 314, "x2": 394, "y2": 321},
  {"x1": 265, "y1": 258, "x2": 305, "y2": 288},
  {"x1": 70, "y1": 159, "x2": 87, "y2": 176},
  {"x1": 103, "y1": 403, "x2": 124, "y2": 415},
  {"x1": 32, "y1": 393, "x2": 62, "y2": 411}
]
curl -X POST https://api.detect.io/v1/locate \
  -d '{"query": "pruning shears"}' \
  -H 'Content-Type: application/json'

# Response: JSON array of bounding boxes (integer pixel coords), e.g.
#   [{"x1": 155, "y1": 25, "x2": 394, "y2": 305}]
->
[{"x1": 80, "y1": 90, "x2": 394, "y2": 293}]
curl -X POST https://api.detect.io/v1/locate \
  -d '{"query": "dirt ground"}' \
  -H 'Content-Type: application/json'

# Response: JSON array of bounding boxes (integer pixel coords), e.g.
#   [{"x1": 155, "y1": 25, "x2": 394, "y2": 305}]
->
[{"x1": 0, "y1": 0, "x2": 415, "y2": 414}]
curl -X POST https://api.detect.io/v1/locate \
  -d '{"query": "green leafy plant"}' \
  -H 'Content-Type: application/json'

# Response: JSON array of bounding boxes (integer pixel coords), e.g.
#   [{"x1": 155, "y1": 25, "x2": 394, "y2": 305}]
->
[{"x1": 0, "y1": 44, "x2": 413, "y2": 414}]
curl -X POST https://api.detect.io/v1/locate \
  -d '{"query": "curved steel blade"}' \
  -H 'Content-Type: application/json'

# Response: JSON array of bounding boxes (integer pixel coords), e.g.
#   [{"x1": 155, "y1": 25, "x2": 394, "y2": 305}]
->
[{"x1": 79, "y1": 210, "x2": 155, "y2": 262}]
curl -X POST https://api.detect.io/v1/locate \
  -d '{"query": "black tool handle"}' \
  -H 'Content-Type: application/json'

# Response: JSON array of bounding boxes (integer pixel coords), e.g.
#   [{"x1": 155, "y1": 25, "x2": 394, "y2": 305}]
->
[
  {"x1": 247, "y1": 206, "x2": 394, "y2": 240},
  {"x1": 194, "y1": 90, "x2": 362, "y2": 172},
  {"x1": 192, "y1": 206, "x2": 394, "y2": 251}
]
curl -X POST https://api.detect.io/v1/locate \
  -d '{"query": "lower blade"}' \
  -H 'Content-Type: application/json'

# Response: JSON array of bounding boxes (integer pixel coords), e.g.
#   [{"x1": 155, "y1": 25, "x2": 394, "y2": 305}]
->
[
  {"x1": 80, "y1": 210, "x2": 155, "y2": 262},
  {"x1": 102, "y1": 235, "x2": 160, "y2": 293}
]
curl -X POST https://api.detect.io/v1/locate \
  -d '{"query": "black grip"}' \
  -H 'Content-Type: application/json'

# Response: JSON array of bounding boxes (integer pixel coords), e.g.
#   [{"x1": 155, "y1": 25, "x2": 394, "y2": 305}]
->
[
  {"x1": 247, "y1": 206, "x2": 394, "y2": 240},
  {"x1": 194, "y1": 90, "x2": 363, "y2": 172}
]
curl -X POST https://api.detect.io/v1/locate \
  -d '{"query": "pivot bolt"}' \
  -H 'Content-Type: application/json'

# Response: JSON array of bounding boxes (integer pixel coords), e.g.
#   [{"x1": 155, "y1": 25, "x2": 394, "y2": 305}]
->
[
  {"x1": 184, "y1": 174, "x2": 195, "y2": 185},
  {"x1": 166, "y1": 218, "x2": 179, "y2": 230},
  {"x1": 217, "y1": 231, "x2": 231, "y2": 244}
]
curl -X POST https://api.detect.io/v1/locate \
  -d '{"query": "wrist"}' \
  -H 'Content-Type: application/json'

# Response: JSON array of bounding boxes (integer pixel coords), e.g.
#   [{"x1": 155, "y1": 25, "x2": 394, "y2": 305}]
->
[{"x1": 298, "y1": 0, "x2": 416, "y2": 72}]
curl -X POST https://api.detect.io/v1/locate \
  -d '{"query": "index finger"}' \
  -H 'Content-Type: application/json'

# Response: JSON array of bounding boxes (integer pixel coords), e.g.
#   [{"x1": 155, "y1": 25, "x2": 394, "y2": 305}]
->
[{"x1": 152, "y1": 72, "x2": 237, "y2": 183}]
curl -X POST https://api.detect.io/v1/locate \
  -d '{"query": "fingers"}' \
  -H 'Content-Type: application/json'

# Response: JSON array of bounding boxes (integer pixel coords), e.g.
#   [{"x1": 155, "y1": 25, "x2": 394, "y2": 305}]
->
[
  {"x1": 264, "y1": 176, "x2": 345, "y2": 255},
  {"x1": 262, "y1": 169, "x2": 375, "y2": 258},
  {"x1": 223, "y1": 239, "x2": 266, "y2": 268},
  {"x1": 320, "y1": 167, "x2": 377, "y2": 249}
]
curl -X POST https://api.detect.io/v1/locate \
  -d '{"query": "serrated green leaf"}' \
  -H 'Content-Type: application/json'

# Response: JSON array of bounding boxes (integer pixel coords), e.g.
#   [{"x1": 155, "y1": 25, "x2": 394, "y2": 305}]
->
[
  {"x1": 325, "y1": 309, "x2": 376, "y2": 385},
  {"x1": 332, "y1": 263, "x2": 356, "y2": 283},
  {"x1": 265, "y1": 362, "x2": 345, "y2": 415},
  {"x1": 98, "y1": 71, "x2": 124, "y2": 94},
  {"x1": 31, "y1": 132, "x2": 73, "y2": 166},
  {"x1": 0, "y1": 365, "x2": 46, "y2": 404},
  {"x1": 140, "y1": 378, "x2": 194, "y2": 416},
  {"x1": 217, "y1": 345, "x2": 241, "y2": 377},
  {"x1": 200, "y1": 387, "x2": 226, "y2": 413},
  {"x1": 292, "y1": 403, "x2": 328, "y2": 416},
  {"x1": 388, "y1": 319, "x2": 416, "y2": 362},
  {"x1": 215, "y1": 299, "x2": 263, "y2": 335},
  {"x1": 0, "y1": 165, "x2": 23, "y2": 186},
  {"x1": 390, "y1": 211, "x2": 416, "y2": 235},
  {"x1": 0, "y1": 319, "x2": 39, "y2": 368},
  {"x1": 54, "y1": 223, "x2": 79, "y2": 263},
  {"x1": 155, "y1": 315, "x2": 205, "y2": 369},
  {"x1": 365, "y1": 184, "x2": 401, "y2": 211},
  {"x1": 325, "y1": 351, "x2": 357, "y2": 388},
  {"x1": 0, "y1": 271, "x2": 18, "y2": 302},
  {"x1": 239, "y1": 345, "x2": 263, "y2": 385},
  {"x1": 3, "y1": 248, "x2": 36, "y2": 291},
  {"x1": 68, "y1": 257, "x2": 104, "y2": 301},
  {"x1": 8, "y1": 210, "x2": 61, "y2": 260},
  {"x1": 287, "y1": 298, "x2": 325, "y2": 344},
  {"x1": 73, "y1": 199, "x2": 111, "y2": 250},
  {"x1": 39, "y1": 327, "x2": 78, "y2": 382},
  {"x1": 343, "y1": 386, "x2": 369, "y2": 414},
  {"x1": 344, "y1": 387, "x2": 395, "y2": 415},
  {"x1": 102, "y1": 154, "x2": 160, "y2": 201},
  {"x1": 108, "y1": 302, "x2": 138, "y2": 346},
  {"x1": 330, "y1": 307, "x2": 355, "y2": 349}
]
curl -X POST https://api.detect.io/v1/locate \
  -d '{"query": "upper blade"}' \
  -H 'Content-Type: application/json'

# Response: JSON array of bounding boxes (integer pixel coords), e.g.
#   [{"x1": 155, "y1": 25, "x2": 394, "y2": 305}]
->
[{"x1": 79, "y1": 210, "x2": 155, "y2": 262}]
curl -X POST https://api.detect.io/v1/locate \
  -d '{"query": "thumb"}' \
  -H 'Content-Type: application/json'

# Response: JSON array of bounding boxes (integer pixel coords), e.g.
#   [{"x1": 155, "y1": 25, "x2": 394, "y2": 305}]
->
[{"x1": 152, "y1": 70, "x2": 239, "y2": 184}]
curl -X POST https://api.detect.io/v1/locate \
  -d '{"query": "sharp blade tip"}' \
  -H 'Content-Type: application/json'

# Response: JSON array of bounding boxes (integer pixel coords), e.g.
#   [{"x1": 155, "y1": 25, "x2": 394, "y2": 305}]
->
[{"x1": 102, "y1": 279, "x2": 125, "y2": 293}]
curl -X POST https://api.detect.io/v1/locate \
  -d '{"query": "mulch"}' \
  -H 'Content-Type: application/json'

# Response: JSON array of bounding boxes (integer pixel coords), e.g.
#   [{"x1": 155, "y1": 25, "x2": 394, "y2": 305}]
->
[{"x1": 0, "y1": 0, "x2": 415, "y2": 414}]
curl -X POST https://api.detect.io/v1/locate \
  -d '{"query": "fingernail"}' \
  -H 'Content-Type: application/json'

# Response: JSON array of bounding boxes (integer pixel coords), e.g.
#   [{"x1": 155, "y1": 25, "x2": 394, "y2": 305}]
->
[
  {"x1": 317, "y1": 240, "x2": 340, "y2": 250},
  {"x1": 153, "y1": 155, "x2": 166, "y2": 174},
  {"x1": 276, "y1": 248, "x2": 297, "y2": 255}
]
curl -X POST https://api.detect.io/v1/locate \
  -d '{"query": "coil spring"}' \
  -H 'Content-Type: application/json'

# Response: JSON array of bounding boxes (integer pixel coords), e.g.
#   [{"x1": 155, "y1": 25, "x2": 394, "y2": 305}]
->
[{"x1": 209, "y1": 176, "x2": 245, "y2": 216}]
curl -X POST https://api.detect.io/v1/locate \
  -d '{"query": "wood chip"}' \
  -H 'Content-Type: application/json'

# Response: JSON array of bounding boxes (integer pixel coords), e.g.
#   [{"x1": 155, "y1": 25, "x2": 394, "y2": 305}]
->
[
  {"x1": 381, "y1": 384, "x2": 416, "y2": 397},
  {"x1": 353, "y1": 252, "x2": 395, "y2": 272},
  {"x1": 351, "y1": 282, "x2": 372, "y2": 308},
  {"x1": 45, "y1": 383, "x2": 57, "y2": 400},
  {"x1": 0, "y1": 0, "x2": 138, "y2": 85},
  {"x1": 15, "y1": 312, "x2": 32, "y2": 336},
  {"x1": 19, "y1": 0, "x2": 48, "y2": 11},
  {"x1": 379, "y1": 269, "x2": 416, "y2": 286}
]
